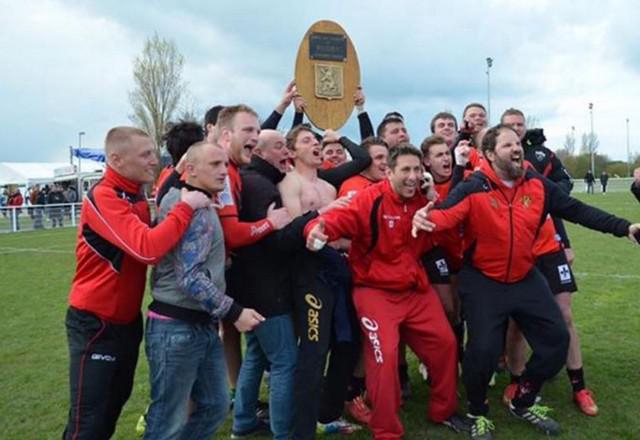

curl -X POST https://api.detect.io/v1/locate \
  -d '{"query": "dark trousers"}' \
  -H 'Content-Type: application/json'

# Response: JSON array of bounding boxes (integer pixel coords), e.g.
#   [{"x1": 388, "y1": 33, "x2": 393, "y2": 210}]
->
[
  {"x1": 458, "y1": 266, "x2": 569, "y2": 416},
  {"x1": 292, "y1": 248, "x2": 358, "y2": 439},
  {"x1": 63, "y1": 307, "x2": 142, "y2": 440}
]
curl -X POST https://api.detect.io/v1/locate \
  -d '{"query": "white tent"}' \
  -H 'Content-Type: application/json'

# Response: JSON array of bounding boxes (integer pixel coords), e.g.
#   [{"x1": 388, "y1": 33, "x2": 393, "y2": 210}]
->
[{"x1": 0, "y1": 162, "x2": 70, "y2": 186}]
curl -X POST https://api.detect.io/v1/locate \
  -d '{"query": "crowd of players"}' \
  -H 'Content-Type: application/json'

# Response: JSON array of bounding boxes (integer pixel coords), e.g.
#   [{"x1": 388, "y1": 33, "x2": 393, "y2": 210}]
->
[{"x1": 61, "y1": 83, "x2": 640, "y2": 440}]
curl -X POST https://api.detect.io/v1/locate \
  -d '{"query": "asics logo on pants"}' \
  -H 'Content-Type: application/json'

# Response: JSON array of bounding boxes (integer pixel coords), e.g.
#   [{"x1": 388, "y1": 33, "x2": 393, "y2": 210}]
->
[
  {"x1": 305, "y1": 293, "x2": 322, "y2": 342},
  {"x1": 361, "y1": 317, "x2": 384, "y2": 364}
]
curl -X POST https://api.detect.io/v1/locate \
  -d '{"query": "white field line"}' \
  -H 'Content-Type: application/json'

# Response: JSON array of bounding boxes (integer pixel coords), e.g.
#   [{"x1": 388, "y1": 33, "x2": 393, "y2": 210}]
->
[
  {"x1": 0, "y1": 246, "x2": 74, "y2": 255},
  {"x1": 573, "y1": 271, "x2": 640, "y2": 280}
]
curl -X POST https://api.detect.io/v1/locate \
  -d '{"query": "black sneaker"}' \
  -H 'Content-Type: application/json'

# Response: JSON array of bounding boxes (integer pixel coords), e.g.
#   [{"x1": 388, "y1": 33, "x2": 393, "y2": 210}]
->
[
  {"x1": 509, "y1": 403, "x2": 561, "y2": 435},
  {"x1": 467, "y1": 414, "x2": 494, "y2": 440},
  {"x1": 255, "y1": 400, "x2": 269, "y2": 422},
  {"x1": 231, "y1": 419, "x2": 271, "y2": 438},
  {"x1": 441, "y1": 413, "x2": 472, "y2": 433}
]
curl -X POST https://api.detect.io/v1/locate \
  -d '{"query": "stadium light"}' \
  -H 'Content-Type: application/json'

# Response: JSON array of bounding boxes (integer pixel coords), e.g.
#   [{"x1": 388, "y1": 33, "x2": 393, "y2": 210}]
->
[
  {"x1": 588, "y1": 103, "x2": 594, "y2": 175},
  {"x1": 486, "y1": 57, "x2": 493, "y2": 125},
  {"x1": 77, "y1": 131, "x2": 86, "y2": 201},
  {"x1": 627, "y1": 118, "x2": 631, "y2": 177}
]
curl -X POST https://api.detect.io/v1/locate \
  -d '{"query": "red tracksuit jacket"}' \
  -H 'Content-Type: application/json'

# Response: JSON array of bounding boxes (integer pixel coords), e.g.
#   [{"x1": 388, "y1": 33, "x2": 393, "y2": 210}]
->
[
  {"x1": 69, "y1": 167, "x2": 194, "y2": 324},
  {"x1": 429, "y1": 160, "x2": 630, "y2": 283},
  {"x1": 305, "y1": 179, "x2": 435, "y2": 292}
]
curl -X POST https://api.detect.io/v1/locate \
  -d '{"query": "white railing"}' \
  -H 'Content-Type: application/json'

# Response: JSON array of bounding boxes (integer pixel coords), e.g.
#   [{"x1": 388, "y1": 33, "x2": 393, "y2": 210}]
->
[
  {"x1": 0, "y1": 200, "x2": 158, "y2": 234},
  {"x1": 570, "y1": 177, "x2": 634, "y2": 193},
  {"x1": 0, "y1": 202, "x2": 82, "y2": 233}
]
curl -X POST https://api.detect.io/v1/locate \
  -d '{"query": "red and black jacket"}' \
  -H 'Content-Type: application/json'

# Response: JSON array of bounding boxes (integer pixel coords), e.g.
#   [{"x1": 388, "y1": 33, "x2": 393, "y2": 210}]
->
[
  {"x1": 305, "y1": 180, "x2": 435, "y2": 292},
  {"x1": 430, "y1": 161, "x2": 630, "y2": 283},
  {"x1": 217, "y1": 160, "x2": 274, "y2": 250},
  {"x1": 69, "y1": 167, "x2": 194, "y2": 324}
]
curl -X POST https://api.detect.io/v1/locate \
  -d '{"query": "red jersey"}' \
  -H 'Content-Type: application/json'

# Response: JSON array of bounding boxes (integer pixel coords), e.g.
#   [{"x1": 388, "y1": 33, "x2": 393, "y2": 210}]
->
[
  {"x1": 69, "y1": 167, "x2": 194, "y2": 323},
  {"x1": 433, "y1": 178, "x2": 464, "y2": 271},
  {"x1": 338, "y1": 174, "x2": 376, "y2": 198},
  {"x1": 428, "y1": 160, "x2": 630, "y2": 282},
  {"x1": 305, "y1": 180, "x2": 435, "y2": 292}
]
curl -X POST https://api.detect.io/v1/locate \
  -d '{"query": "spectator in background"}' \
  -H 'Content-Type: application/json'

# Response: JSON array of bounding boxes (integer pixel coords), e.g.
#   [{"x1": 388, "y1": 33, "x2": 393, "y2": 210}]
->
[
  {"x1": 631, "y1": 167, "x2": 640, "y2": 203},
  {"x1": 33, "y1": 185, "x2": 46, "y2": 229},
  {"x1": 600, "y1": 171, "x2": 609, "y2": 194},
  {"x1": 1, "y1": 187, "x2": 7, "y2": 219},
  {"x1": 48, "y1": 184, "x2": 67, "y2": 228},
  {"x1": 1, "y1": 187, "x2": 8, "y2": 212},
  {"x1": 65, "y1": 185, "x2": 78, "y2": 203},
  {"x1": 584, "y1": 170, "x2": 595, "y2": 194},
  {"x1": 7, "y1": 187, "x2": 23, "y2": 230}
]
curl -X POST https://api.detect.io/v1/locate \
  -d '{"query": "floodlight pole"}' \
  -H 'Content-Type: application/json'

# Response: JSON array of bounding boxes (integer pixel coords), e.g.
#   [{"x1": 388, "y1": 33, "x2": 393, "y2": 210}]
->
[
  {"x1": 486, "y1": 57, "x2": 493, "y2": 125},
  {"x1": 589, "y1": 103, "x2": 595, "y2": 175},
  {"x1": 78, "y1": 131, "x2": 85, "y2": 201},
  {"x1": 627, "y1": 118, "x2": 631, "y2": 177}
]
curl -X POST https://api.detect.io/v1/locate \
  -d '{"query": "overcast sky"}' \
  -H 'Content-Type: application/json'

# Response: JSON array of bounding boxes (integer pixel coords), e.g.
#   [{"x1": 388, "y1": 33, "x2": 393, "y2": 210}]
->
[{"x1": 2, "y1": 0, "x2": 639, "y2": 164}]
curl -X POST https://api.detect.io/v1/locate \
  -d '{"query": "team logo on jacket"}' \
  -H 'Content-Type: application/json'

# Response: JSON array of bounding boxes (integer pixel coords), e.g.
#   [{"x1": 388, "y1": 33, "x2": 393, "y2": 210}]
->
[
  {"x1": 383, "y1": 214, "x2": 400, "y2": 229},
  {"x1": 361, "y1": 317, "x2": 384, "y2": 363},
  {"x1": 489, "y1": 197, "x2": 499, "y2": 209},
  {"x1": 305, "y1": 293, "x2": 323, "y2": 342},
  {"x1": 520, "y1": 195, "x2": 532, "y2": 208},
  {"x1": 435, "y1": 258, "x2": 449, "y2": 276},
  {"x1": 557, "y1": 264, "x2": 572, "y2": 284},
  {"x1": 535, "y1": 151, "x2": 546, "y2": 161}
]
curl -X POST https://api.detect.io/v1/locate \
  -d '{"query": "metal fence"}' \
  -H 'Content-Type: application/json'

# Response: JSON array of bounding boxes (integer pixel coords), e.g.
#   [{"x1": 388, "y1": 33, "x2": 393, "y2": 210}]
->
[
  {"x1": 0, "y1": 201, "x2": 159, "y2": 234},
  {"x1": 570, "y1": 177, "x2": 634, "y2": 193},
  {"x1": 0, "y1": 203, "x2": 82, "y2": 233}
]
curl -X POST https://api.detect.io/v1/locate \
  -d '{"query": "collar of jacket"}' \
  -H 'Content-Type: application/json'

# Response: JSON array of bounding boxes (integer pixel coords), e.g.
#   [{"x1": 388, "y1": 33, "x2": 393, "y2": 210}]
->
[
  {"x1": 248, "y1": 155, "x2": 285, "y2": 184},
  {"x1": 177, "y1": 181, "x2": 213, "y2": 199},
  {"x1": 104, "y1": 166, "x2": 142, "y2": 194}
]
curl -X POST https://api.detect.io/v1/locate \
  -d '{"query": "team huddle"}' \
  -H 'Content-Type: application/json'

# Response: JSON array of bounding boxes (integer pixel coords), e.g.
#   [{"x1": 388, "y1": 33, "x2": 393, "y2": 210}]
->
[{"x1": 62, "y1": 85, "x2": 640, "y2": 440}]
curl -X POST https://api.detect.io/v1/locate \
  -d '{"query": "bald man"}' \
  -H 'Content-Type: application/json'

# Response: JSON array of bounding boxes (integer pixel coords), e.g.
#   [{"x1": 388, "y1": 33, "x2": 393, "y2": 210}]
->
[
  {"x1": 144, "y1": 142, "x2": 264, "y2": 439},
  {"x1": 64, "y1": 127, "x2": 211, "y2": 440}
]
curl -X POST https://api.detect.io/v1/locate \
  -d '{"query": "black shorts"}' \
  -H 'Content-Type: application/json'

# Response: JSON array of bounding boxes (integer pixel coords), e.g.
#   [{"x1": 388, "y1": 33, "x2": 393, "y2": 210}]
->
[
  {"x1": 536, "y1": 249, "x2": 578, "y2": 294},
  {"x1": 421, "y1": 246, "x2": 451, "y2": 285}
]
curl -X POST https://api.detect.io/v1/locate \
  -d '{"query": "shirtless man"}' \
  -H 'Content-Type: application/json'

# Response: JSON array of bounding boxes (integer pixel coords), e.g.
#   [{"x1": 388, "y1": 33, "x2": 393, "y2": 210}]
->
[{"x1": 279, "y1": 125, "x2": 360, "y2": 439}]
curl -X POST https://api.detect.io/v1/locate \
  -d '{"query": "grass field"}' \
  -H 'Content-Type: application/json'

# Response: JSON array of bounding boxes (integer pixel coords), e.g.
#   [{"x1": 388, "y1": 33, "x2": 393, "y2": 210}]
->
[{"x1": 1, "y1": 192, "x2": 639, "y2": 439}]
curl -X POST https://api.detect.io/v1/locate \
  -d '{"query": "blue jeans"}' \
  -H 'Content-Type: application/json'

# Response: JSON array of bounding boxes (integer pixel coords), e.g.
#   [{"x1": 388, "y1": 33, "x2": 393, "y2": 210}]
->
[
  {"x1": 233, "y1": 314, "x2": 297, "y2": 440},
  {"x1": 143, "y1": 317, "x2": 229, "y2": 440}
]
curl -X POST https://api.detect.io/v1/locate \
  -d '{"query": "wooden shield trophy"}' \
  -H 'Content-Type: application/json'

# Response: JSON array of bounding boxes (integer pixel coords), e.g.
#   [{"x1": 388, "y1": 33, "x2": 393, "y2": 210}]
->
[{"x1": 295, "y1": 20, "x2": 360, "y2": 130}]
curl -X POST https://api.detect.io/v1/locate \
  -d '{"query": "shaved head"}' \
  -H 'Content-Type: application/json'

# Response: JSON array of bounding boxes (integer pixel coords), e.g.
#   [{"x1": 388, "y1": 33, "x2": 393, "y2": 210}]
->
[
  {"x1": 104, "y1": 126, "x2": 158, "y2": 184},
  {"x1": 184, "y1": 141, "x2": 228, "y2": 194},
  {"x1": 104, "y1": 126, "x2": 150, "y2": 159},
  {"x1": 185, "y1": 141, "x2": 220, "y2": 165}
]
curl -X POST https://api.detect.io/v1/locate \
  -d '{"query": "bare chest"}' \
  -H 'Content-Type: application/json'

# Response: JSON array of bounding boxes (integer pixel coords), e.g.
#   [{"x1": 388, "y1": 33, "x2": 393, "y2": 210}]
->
[{"x1": 300, "y1": 180, "x2": 334, "y2": 211}]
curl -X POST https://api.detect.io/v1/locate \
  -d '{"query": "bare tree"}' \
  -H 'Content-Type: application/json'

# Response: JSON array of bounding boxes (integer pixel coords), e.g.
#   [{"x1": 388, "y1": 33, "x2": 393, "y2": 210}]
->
[
  {"x1": 563, "y1": 130, "x2": 576, "y2": 156},
  {"x1": 129, "y1": 33, "x2": 187, "y2": 149},
  {"x1": 580, "y1": 132, "x2": 600, "y2": 155},
  {"x1": 525, "y1": 115, "x2": 540, "y2": 129}
]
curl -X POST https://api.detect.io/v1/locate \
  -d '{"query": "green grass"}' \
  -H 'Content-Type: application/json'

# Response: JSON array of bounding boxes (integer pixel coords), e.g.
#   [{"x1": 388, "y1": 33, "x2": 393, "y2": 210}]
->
[{"x1": 1, "y1": 192, "x2": 639, "y2": 439}]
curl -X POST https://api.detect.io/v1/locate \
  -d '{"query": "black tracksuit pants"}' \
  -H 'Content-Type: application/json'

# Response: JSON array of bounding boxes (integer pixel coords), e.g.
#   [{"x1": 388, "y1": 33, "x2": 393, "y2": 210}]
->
[
  {"x1": 458, "y1": 266, "x2": 569, "y2": 416},
  {"x1": 292, "y1": 248, "x2": 359, "y2": 439},
  {"x1": 63, "y1": 307, "x2": 142, "y2": 440}
]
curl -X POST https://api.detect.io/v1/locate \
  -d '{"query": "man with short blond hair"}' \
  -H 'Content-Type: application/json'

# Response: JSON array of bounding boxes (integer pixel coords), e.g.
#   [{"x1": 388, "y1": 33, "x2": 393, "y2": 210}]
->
[{"x1": 63, "y1": 127, "x2": 210, "y2": 440}]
